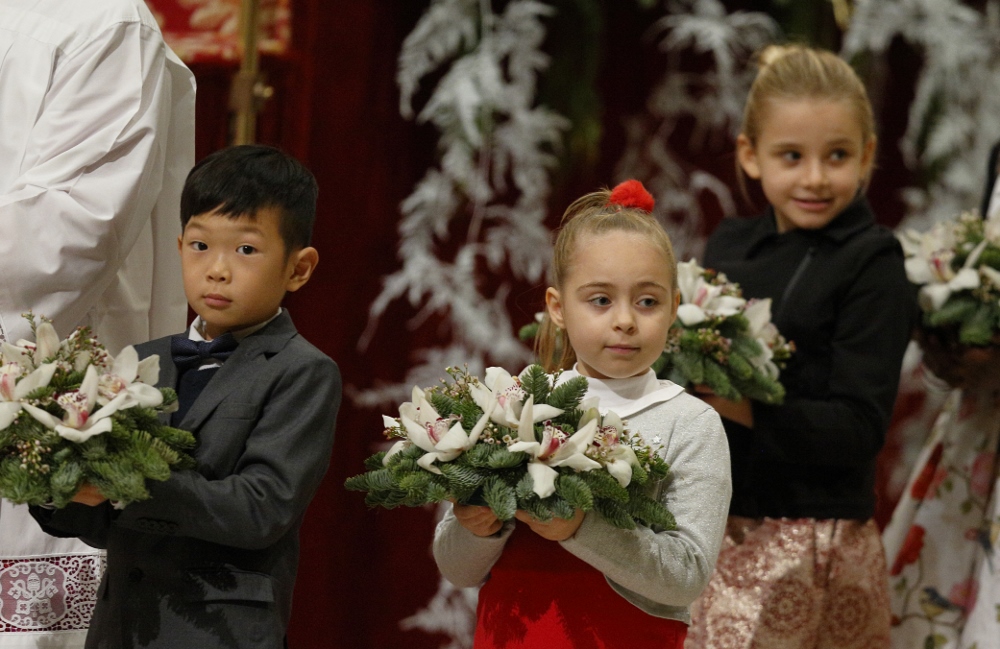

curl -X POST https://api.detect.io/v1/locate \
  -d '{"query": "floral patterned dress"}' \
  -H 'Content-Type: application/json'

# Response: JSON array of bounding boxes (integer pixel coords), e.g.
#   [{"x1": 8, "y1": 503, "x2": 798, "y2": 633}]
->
[{"x1": 884, "y1": 387, "x2": 1000, "y2": 649}]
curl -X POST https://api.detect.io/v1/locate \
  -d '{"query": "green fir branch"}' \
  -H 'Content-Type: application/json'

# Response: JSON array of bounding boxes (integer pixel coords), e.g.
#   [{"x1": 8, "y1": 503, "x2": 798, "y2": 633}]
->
[
  {"x1": 556, "y1": 474, "x2": 594, "y2": 511},
  {"x1": 545, "y1": 494, "x2": 576, "y2": 520},
  {"x1": 594, "y1": 497, "x2": 635, "y2": 530},
  {"x1": 627, "y1": 491, "x2": 676, "y2": 531},
  {"x1": 959, "y1": 303, "x2": 998, "y2": 345},
  {"x1": 363, "y1": 451, "x2": 388, "y2": 471},
  {"x1": 546, "y1": 376, "x2": 588, "y2": 412},
  {"x1": 519, "y1": 365, "x2": 551, "y2": 405},
  {"x1": 483, "y1": 476, "x2": 517, "y2": 520},
  {"x1": 485, "y1": 445, "x2": 528, "y2": 469},
  {"x1": 927, "y1": 295, "x2": 979, "y2": 328}
]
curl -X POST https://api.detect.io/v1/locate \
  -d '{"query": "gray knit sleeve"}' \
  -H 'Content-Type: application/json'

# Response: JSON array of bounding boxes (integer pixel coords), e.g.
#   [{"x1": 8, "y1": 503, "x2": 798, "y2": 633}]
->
[
  {"x1": 559, "y1": 396, "x2": 732, "y2": 608},
  {"x1": 433, "y1": 503, "x2": 514, "y2": 588}
]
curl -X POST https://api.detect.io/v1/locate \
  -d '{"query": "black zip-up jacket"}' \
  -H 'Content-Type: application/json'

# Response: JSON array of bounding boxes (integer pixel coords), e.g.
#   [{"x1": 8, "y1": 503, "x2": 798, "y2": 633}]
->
[{"x1": 704, "y1": 198, "x2": 917, "y2": 520}]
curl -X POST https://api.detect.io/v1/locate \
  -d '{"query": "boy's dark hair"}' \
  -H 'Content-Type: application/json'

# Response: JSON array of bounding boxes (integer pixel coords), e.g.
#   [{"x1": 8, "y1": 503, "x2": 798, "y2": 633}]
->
[{"x1": 180, "y1": 144, "x2": 318, "y2": 251}]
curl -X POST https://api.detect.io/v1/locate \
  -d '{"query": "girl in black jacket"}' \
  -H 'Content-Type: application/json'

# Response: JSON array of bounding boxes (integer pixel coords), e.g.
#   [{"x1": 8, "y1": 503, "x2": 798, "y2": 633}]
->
[{"x1": 685, "y1": 44, "x2": 916, "y2": 649}]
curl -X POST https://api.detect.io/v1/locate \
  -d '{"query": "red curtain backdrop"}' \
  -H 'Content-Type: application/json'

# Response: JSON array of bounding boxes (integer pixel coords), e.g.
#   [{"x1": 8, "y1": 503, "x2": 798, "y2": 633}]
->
[{"x1": 156, "y1": 1, "x2": 923, "y2": 646}]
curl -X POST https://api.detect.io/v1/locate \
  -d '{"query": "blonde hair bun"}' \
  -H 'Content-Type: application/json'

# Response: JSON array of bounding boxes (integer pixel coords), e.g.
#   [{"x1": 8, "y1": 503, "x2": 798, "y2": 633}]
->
[{"x1": 757, "y1": 44, "x2": 793, "y2": 69}]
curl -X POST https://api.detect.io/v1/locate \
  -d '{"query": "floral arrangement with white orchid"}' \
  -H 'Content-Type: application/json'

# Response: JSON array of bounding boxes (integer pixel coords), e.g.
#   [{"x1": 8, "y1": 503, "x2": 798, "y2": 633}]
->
[
  {"x1": 0, "y1": 315, "x2": 195, "y2": 507},
  {"x1": 899, "y1": 210, "x2": 1000, "y2": 345},
  {"x1": 345, "y1": 365, "x2": 675, "y2": 531},
  {"x1": 656, "y1": 259, "x2": 793, "y2": 404}
]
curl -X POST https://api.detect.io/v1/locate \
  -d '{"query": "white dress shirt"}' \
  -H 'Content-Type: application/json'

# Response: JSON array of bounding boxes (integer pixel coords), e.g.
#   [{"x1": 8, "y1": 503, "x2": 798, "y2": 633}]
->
[{"x1": 0, "y1": 1, "x2": 194, "y2": 645}]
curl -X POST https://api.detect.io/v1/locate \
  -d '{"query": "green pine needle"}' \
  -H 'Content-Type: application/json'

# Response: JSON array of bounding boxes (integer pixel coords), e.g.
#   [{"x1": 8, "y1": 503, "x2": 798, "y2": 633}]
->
[
  {"x1": 594, "y1": 498, "x2": 636, "y2": 530},
  {"x1": 519, "y1": 365, "x2": 551, "y2": 405},
  {"x1": 483, "y1": 476, "x2": 517, "y2": 521},
  {"x1": 363, "y1": 451, "x2": 388, "y2": 471},
  {"x1": 486, "y1": 446, "x2": 527, "y2": 469},
  {"x1": 959, "y1": 303, "x2": 998, "y2": 345},
  {"x1": 556, "y1": 474, "x2": 594, "y2": 511},
  {"x1": 547, "y1": 376, "x2": 588, "y2": 412}
]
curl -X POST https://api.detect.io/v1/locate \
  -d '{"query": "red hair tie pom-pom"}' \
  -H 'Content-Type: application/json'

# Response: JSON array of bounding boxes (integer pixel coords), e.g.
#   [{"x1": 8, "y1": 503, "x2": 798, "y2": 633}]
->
[{"x1": 608, "y1": 179, "x2": 655, "y2": 213}]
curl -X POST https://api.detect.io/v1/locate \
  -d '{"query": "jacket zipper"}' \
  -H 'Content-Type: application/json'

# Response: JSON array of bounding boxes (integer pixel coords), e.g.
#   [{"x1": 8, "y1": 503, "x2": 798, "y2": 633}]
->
[{"x1": 776, "y1": 245, "x2": 817, "y2": 323}]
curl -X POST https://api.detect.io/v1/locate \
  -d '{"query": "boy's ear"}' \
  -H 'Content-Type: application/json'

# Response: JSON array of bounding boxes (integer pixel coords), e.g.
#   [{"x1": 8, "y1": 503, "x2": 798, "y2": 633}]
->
[
  {"x1": 736, "y1": 134, "x2": 762, "y2": 180},
  {"x1": 545, "y1": 287, "x2": 565, "y2": 329},
  {"x1": 285, "y1": 246, "x2": 319, "y2": 293}
]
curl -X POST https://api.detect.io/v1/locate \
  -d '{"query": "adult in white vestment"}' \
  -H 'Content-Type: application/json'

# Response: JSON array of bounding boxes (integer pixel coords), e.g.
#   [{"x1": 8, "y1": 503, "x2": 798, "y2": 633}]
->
[{"x1": 0, "y1": 1, "x2": 194, "y2": 646}]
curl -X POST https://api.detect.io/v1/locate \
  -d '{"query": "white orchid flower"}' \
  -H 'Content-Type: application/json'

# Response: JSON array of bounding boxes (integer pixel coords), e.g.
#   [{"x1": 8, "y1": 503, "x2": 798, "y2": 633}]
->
[
  {"x1": 899, "y1": 222, "x2": 958, "y2": 279},
  {"x1": 0, "y1": 363, "x2": 57, "y2": 430},
  {"x1": 382, "y1": 385, "x2": 437, "y2": 465},
  {"x1": 676, "y1": 259, "x2": 746, "y2": 326},
  {"x1": 30, "y1": 321, "x2": 61, "y2": 364},
  {"x1": 3, "y1": 321, "x2": 62, "y2": 371},
  {"x1": 980, "y1": 264, "x2": 1000, "y2": 289},
  {"x1": 0, "y1": 363, "x2": 25, "y2": 403},
  {"x1": 383, "y1": 385, "x2": 494, "y2": 474},
  {"x1": 1, "y1": 341, "x2": 35, "y2": 372},
  {"x1": 899, "y1": 223, "x2": 969, "y2": 285},
  {"x1": 96, "y1": 346, "x2": 163, "y2": 408},
  {"x1": 600, "y1": 412, "x2": 639, "y2": 487},
  {"x1": 916, "y1": 240, "x2": 986, "y2": 312},
  {"x1": 468, "y1": 366, "x2": 562, "y2": 427},
  {"x1": 22, "y1": 365, "x2": 131, "y2": 443},
  {"x1": 742, "y1": 299, "x2": 781, "y2": 379},
  {"x1": 578, "y1": 408, "x2": 640, "y2": 489},
  {"x1": 508, "y1": 396, "x2": 601, "y2": 498},
  {"x1": 899, "y1": 223, "x2": 985, "y2": 312},
  {"x1": 73, "y1": 350, "x2": 93, "y2": 374}
]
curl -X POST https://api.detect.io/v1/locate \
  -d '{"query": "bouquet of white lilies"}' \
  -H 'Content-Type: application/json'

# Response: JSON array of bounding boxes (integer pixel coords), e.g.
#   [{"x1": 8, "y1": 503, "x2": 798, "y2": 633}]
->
[
  {"x1": 0, "y1": 315, "x2": 195, "y2": 507},
  {"x1": 345, "y1": 365, "x2": 675, "y2": 531},
  {"x1": 656, "y1": 259, "x2": 793, "y2": 404},
  {"x1": 899, "y1": 210, "x2": 1000, "y2": 345}
]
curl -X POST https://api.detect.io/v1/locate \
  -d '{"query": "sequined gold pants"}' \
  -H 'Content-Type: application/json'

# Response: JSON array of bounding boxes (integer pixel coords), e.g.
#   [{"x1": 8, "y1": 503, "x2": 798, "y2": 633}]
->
[{"x1": 685, "y1": 517, "x2": 891, "y2": 649}]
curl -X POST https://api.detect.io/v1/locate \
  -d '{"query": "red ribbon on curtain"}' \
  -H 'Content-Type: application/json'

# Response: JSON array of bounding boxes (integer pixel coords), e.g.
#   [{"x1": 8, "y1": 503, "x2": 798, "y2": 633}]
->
[{"x1": 144, "y1": 0, "x2": 290, "y2": 63}]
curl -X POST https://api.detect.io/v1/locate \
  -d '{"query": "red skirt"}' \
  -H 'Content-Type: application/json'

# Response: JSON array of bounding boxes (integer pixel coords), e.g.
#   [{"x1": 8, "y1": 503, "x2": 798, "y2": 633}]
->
[{"x1": 475, "y1": 526, "x2": 687, "y2": 649}]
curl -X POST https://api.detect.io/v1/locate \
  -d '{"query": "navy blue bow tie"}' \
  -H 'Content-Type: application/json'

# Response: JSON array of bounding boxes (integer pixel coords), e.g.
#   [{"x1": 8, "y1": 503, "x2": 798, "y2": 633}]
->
[{"x1": 170, "y1": 333, "x2": 239, "y2": 372}]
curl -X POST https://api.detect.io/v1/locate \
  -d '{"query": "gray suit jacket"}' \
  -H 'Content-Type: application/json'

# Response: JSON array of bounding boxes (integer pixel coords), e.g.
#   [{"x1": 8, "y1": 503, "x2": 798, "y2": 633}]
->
[{"x1": 33, "y1": 311, "x2": 341, "y2": 648}]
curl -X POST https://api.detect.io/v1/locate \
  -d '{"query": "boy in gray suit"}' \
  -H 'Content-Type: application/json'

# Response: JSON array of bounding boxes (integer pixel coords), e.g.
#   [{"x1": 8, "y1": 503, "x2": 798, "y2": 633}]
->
[{"x1": 32, "y1": 145, "x2": 340, "y2": 649}]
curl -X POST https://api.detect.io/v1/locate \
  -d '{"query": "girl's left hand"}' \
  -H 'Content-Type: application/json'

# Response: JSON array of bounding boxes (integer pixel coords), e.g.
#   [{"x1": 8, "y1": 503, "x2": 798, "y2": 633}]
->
[
  {"x1": 515, "y1": 508, "x2": 585, "y2": 541},
  {"x1": 692, "y1": 384, "x2": 754, "y2": 427},
  {"x1": 71, "y1": 483, "x2": 108, "y2": 507}
]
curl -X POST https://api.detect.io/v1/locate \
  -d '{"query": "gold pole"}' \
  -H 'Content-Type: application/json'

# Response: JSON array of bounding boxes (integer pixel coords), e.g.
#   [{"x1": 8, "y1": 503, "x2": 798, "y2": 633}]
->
[{"x1": 229, "y1": 0, "x2": 274, "y2": 145}]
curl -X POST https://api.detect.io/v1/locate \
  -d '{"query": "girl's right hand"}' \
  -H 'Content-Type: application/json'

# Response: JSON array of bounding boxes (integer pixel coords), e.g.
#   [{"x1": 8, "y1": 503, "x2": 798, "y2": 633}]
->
[
  {"x1": 916, "y1": 327, "x2": 1000, "y2": 391},
  {"x1": 452, "y1": 502, "x2": 503, "y2": 537}
]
